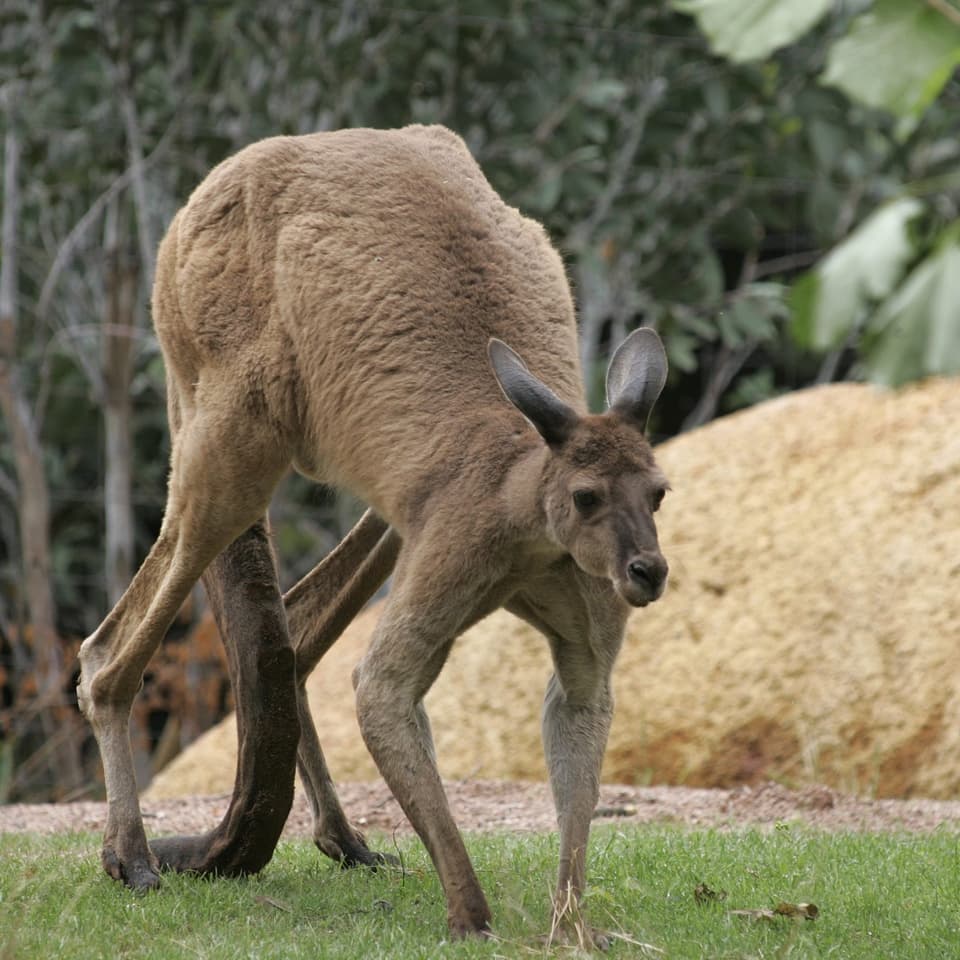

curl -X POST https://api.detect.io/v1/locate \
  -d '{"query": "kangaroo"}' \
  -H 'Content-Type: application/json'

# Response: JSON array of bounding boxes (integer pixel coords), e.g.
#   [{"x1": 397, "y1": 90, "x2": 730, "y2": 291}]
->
[{"x1": 77, "y1": 124, "x2": 670, "y2": 943}]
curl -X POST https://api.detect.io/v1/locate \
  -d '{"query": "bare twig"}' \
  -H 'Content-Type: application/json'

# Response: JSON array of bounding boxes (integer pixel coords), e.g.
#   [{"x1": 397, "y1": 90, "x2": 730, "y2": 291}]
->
[
  {"x1": 571, "y1": 73, "x2": 668, "y2": 249},
  {"x1": 927, "y1": 0, "x2": 960, "y2": 28},
  {"x1": 682, "y1": 340, "x2": 758, "y2": 431},
  {"x1": 0, "y1": 108, "x2": 18, "y2": 343},
  {"x1": 752, "y1": 249, "x2": 822, "y2": 279},
  {"x1": 575, "y1": 68, "x2": 669, "y2": 378},
  {"x1": 815, "y1": 324, "x2": 861, "y2": 384},
  {"x1": 101, "y1": 1, "x2": 158, "y2": 287},
  {"x1": 834, "y1": 179, "x2": 864, "y2": 242},
  {"x1": 37, "y1": 101, "x2": 179, "y2": 334},
  {"x1": 682, "y1": 252, "x2": 762, "y2": 431},
  {"x1": 35, "y1": 118, "x2": 175, "y2": 326}
]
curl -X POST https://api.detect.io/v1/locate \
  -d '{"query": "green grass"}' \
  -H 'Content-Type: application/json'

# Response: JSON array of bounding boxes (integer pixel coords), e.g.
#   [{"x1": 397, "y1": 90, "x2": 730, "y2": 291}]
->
[{"x1": 1, "y1": 825, "x2": 958, "y2": 958}]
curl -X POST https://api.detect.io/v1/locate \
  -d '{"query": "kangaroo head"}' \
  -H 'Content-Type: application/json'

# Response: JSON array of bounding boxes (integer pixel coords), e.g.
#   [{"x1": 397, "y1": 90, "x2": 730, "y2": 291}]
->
[{"x1": 489, "y1": 328, "x2": 670, "y2": 607}]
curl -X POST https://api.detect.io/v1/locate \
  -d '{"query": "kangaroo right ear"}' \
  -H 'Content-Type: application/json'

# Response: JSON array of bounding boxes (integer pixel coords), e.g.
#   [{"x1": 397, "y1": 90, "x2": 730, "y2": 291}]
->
[
  {"x1": 605, "y1": 327, "x2": 668, "y2": 432},
  {"x1": 488, "y1": 339, "x2": 578, "y2": 448}
]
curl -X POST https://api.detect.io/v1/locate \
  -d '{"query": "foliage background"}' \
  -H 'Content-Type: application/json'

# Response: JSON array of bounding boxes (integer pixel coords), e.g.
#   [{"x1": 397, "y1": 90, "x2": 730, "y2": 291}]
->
[{"x1": 0, "y1": 0, "x2": 957, "y2": 800}]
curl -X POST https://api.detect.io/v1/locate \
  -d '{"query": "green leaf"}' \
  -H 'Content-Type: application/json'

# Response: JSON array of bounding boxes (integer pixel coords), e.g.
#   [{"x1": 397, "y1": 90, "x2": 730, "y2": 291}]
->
[
  {"x1": 527, "y1": 169, "x2": 563, "y2": 213},
  {"x1": 666, "y1": 331, "x2": 699, "y2": 373},
  {"x1": 822, "y1": 0, "x2": 960, "y2": 131},
  {"x1": 865, "y1": 236, "x2": 960, "y2": 385},
  {"x1": 694, "y1": 249, "x2": 725, "y2": 303},
  {"x1": 725, "y1": 367, "x2": 781, "y2": 411},
  {"x1": 703, "y1": 82, "x2": 730, "y2": 120},
  {"x1": 731, "y1": 296, "x2": 778, "y2": 340},
  {"x1": 805, "y1": 176, "x2": 842, "y2": 243},
  {"x1": 806, "y1": 117, "x2": 848, "y2": 171},
  {"x1": 673, "y1": 305, "x2": 718, "y2": 341},
  {"x1": 718, "y1": 308, "x2": 744, "y2": 347},
  {"x1": 799, "y1": 197, "x2": 924, "y2": 350},
  {"x1": 671, "y1": 0, "x2": 832, "y2": 62}
]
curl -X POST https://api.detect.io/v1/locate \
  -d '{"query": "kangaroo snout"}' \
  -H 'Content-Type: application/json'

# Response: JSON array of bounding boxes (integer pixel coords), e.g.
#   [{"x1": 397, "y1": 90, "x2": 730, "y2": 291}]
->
[{"x1": 622, "y1": 552, "x2": 668, "y2": 607}]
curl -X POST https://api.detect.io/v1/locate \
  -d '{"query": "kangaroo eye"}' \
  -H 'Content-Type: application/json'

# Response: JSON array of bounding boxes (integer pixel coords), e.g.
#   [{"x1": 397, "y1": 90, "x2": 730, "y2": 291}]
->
[
  {"x1": 652, "y1": 486, "x2": 666, "y2": 512},
  {"x1": 573, "y1": 489, "x2": 601, "y2": 512}
]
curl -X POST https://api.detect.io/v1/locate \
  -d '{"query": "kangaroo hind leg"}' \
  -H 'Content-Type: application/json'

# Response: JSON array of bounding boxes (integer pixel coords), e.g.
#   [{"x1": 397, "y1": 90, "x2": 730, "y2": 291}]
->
[
  {"x1": 78, "y1": 396, "x2": 289, "y2": 890},
  {"x1": 150, "y1": 516, "x2": 300, "y2": 877},
  {"x1": 285, "y1": 509, "x2": 402, "y2": 867}
]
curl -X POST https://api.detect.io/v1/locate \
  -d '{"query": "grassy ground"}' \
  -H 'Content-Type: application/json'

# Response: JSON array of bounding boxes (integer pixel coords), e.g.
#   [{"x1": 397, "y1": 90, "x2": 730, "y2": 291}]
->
[{"x1": 1, "y1": 825, "x2": 958, "y2": 958}]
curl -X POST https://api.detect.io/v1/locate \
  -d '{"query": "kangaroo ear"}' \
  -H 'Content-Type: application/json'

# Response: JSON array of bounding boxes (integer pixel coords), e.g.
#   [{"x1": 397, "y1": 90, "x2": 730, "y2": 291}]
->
[
  {"x1": 489, "y1": 338, "x2": 578, "y2": 448},
  {"x1": 605, "y1": 327, "x2": 668, "y2": 432}
]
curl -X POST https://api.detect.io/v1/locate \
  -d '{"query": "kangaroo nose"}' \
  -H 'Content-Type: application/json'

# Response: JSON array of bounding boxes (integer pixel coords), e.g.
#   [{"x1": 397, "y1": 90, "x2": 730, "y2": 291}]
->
[{"x1": 627, "y1": 555, "x2": 667, "y2": 593}]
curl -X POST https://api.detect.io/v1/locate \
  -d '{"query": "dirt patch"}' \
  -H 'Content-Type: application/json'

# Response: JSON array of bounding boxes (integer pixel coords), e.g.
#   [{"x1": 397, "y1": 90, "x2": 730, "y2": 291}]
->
[{"x1": 3, "y1": 780, "x2": 960, "y2": 839}]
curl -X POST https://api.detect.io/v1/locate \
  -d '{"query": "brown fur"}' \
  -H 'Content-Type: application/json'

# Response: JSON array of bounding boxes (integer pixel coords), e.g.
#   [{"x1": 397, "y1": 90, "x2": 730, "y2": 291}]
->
[{"x1": 77, "y1": 125, "x2": 670, "y2": 942}]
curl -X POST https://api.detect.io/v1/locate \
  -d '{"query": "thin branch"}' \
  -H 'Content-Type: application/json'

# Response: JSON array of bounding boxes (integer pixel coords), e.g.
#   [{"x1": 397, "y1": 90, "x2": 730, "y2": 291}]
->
[
  {"x1": 833, "y1": 179, "x2": 864, "y2": 242},
  {"x1": 927, "y1": 0, "x2": 960, "y2": 28},
  {"x1": 574, "y1": 66, "x2": 669, "y2": 377},
  {"x1": 35, "y1": 112, "x2": 176, "y2": 326},
  {"x1": 571, "y1": 72, "x2": 668, "y2": 249},
  {"x1": 113, "y1": 28, "x2": 157, "y2": 287},
  {"x1": 682, "y1": 252, "x2": 760, "y2": 432},
  {"x1": 752, "y1": 249, "x2": 821, "y2": 279},
  {"x1": 37, "y1": 2, "x2": 192, "y2": 329},
  {"x1": 682, "y1": 340, "x2": 758, "y2": 431},
  {"x1": 0, "y1": 105, "x2": 19, "y2": 345},
  {"x1": 815, "y1": 324, "x2": 861, "y2": 384}
]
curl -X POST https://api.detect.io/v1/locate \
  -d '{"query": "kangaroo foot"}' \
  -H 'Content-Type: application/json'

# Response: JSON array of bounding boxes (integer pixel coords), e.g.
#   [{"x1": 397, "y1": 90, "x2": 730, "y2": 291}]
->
[
  {"x1": 541, "y1": 925, "x2": 611, "y2": 953},
  {"x1": 543, "y1": 902, "x2": 611, "y2": 952},
  {"x1": 102, "y1": 842, "x2": 161, "y2": 891},
  {"x1": 314, "y1": 823, "x2": 400, "y2": 869},
  {"x1": 150, "y1": 835, "x2": 229, "y2": 877},
  {"x1": 448, "y1": 915, "x2": 495, "y2": 941},
  {"x1": 150, "y1": 824, "x2": 280, "y2": 878},
  {"x1": 445, "y1": 892, "x2": 494, "y2": 941}
]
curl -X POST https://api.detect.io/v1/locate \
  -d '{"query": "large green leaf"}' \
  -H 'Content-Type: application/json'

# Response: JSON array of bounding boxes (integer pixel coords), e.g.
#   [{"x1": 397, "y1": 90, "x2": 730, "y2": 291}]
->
[
  {"x1": 793, "y1": 197, "x2": 924, "y2": 350},
  {"x1": 671, "y1": 0, "x2": 832, "y2": 62},
  {"x1": 823, "y1": 0, "x2": 960, "y2": 131},
  {"x1": 865, "y1": 235, "x2": 960, "y2": 385}
]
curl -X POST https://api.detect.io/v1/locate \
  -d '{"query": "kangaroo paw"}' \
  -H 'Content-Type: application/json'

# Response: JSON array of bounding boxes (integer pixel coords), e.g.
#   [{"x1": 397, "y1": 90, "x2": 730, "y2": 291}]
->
[
  {"x1": 315, "y1": 825, "x2": 400, "y2": 869},
  {"x1": 102, "y1": 844, "x2": 161, "y2": 891}
]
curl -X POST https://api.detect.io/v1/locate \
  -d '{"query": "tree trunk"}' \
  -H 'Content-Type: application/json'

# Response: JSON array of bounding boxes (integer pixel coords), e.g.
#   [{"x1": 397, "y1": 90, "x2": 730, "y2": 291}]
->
[
  {"x1": 102, "y1": 198, "x2": 137, "y2": 605},
  {"x1": 0, "y1": 95, "x2": 87, "y2": 802},
  {"x1": 0, "y1": 104, "x2": 60, "y2": 694}
]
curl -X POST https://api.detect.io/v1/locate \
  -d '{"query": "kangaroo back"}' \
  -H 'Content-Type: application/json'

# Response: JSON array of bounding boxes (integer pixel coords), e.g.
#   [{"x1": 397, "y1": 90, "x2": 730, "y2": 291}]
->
[{"x1": 153, "y1": 126, "x2": 583, "y2": 517}]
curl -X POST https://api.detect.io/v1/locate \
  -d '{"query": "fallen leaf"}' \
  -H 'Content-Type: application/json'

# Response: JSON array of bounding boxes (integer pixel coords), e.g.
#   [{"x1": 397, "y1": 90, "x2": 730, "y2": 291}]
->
[
  {"x1": 730, "y1": 901, "x2": 819, "y2": 922},
  {"x1": 254, "y1": 895, "x2": 292, "y2": 912},
  {"x1": 774, "y1": 900, "x2": 819, "y2": 920},
  {"x1": 730, "y1": 908, "x2": 778, "y2": 922},
  {"x1": 694, "y1": 882, "x2": 728, "y2": 904}
]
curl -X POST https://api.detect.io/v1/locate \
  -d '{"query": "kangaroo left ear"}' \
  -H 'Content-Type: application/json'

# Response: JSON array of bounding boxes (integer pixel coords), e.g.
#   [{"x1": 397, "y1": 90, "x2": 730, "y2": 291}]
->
[
  {"x1": 489, "y1": 338, "x2": 578, "y2": 448},
  {"x1": 605, "y1": 327, "x2": 668, "y2": 432}
]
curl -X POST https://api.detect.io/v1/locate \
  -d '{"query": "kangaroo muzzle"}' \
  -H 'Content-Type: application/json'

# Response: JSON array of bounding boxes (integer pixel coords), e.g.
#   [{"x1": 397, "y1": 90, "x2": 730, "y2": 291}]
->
[{"x1": 618, "y1": 551, "x2": 668, "y2": 607}]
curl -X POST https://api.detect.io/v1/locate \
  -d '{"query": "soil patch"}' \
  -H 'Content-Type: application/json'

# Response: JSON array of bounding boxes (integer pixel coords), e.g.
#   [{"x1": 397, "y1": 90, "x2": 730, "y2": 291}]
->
[{"x1": 4, "y1": 780, "x2": 960, "y2": 839}]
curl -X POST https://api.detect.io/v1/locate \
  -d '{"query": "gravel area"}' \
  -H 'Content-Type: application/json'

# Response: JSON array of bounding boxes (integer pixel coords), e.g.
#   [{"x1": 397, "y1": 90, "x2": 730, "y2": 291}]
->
[{"x1": 3, "y1": 780, "x2": 960, "y2": 838}]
